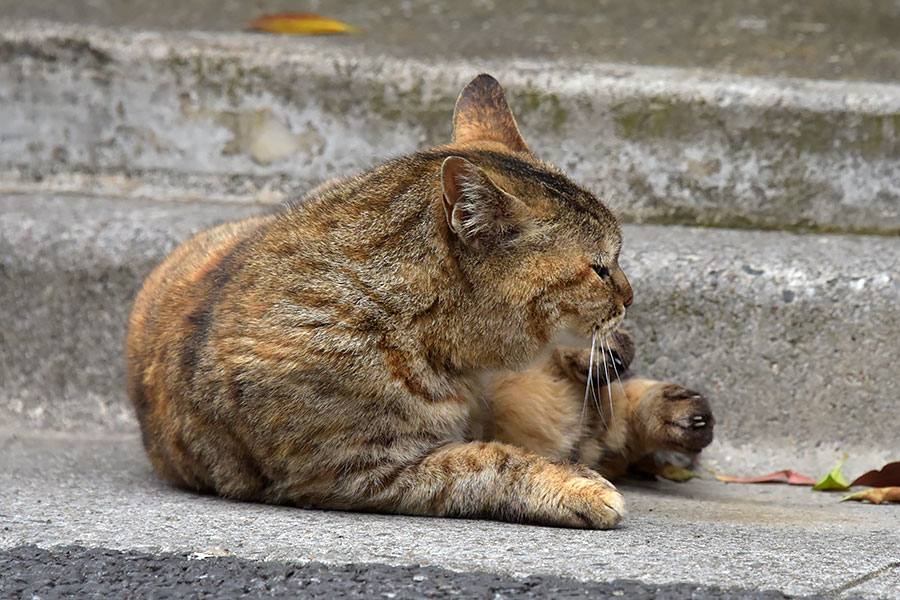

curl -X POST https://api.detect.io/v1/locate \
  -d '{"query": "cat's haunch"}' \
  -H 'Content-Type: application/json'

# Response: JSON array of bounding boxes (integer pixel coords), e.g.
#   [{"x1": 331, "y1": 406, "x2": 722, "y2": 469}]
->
[{"x1": 126, "y1": 74, "x2": 712, "y2": 529}]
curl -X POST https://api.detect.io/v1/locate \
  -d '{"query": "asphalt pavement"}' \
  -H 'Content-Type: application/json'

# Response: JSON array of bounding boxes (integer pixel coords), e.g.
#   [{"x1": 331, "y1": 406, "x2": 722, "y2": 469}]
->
[{"x1": 1, "y1": 545, "x2": 815, "y2": 600}]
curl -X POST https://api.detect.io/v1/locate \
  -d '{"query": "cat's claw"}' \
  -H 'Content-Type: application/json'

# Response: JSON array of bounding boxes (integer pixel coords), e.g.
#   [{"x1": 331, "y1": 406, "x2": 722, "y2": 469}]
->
[{"x1": 610, "y1": 354, "x2": 625, "y2": 371}]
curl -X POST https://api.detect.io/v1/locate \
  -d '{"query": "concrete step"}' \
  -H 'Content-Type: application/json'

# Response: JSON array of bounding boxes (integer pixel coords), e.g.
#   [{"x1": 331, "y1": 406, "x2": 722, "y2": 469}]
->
[
  {"x1": 2, "y1": 428, "x2": 898, "y2": 599},
  {"x1": 4, "y1": 0, "x2": 900, "y2": 84},
  {"x1": 2, "y1": 20, "x2": 900, "y2": 234},
  {"x1": 2, "y1": 192, "x2": 896, "y2": 475}
]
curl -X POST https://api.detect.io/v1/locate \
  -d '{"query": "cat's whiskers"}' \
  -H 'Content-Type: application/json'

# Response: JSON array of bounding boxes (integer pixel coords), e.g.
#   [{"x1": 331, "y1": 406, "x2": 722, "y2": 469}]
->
[
  {"x1": 581, "y1": 330, "x2": 596, "y2": 425},
  {"x1": 600, "y1": 337, "x2": 615, "y2": 428},
  {"x1": 587, "y1": 329, "x2": 607, "y2": 427},
  {"x1": 603, "y1": 336, "x2": 632, "y2": 460},
  {"x1": 580, "y1": 334, "x2": 593, "y2": 426},
  {"x1": 606, "y1": 334, "x2": 651, "y2": 432},
  {"x1": 606, "y1": 335, "x2": 622, "y2": 387},
  {"x1": 592, "y1": 335, "x2": 604, "y2": 420}
]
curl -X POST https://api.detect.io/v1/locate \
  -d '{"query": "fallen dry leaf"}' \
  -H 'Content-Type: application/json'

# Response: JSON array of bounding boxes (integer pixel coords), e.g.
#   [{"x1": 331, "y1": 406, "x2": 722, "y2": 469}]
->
[
  {"x1": 713, "y1": 469, "x2": 816, "y2": 485},
  {"x1": 841, "y1": 487, "x2": 900, "y2": 505},
  {"x1": 657, "y1": 464, "x2": 700, "y2": 482},
  {"x1": 813, "y1": 455, "x2": 850, "y2": 491},
  {"x1": 250, "y1": 13, "x2": 360, "y2": 35},
  {"x1": 850, "y1": 461, "x2": 900, "y2": 488}
]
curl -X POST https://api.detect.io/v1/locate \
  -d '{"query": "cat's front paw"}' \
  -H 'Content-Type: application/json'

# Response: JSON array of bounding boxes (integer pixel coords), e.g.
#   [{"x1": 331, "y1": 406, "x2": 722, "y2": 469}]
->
[
  {"x1": 557, "y1": 476, "x2": 626, "y2": 529},
  {"x1": 652, "y1": 385, "x2": 715, "y2": 454},
  {"x1": 548, "y1": 462, "x2": 626, "y2": 528}
]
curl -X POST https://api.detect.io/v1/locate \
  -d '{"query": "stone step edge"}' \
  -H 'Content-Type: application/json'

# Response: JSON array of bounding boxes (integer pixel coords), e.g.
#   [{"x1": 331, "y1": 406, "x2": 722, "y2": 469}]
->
[
  {"x1": 4, "y1": 168, "x2": 899, "y2": 238},
  {"x1": 3, "y1": 19, "x2": 900, "y2": 235},
  {"x1": 5, "y1": 18, "x2": 900, "y2": 110}
]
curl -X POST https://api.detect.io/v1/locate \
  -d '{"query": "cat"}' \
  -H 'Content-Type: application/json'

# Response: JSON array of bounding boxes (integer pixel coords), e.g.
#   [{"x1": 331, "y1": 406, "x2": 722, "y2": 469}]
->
[{"x1": 126, "y1": 74, "x2": 713, "y2": 529}]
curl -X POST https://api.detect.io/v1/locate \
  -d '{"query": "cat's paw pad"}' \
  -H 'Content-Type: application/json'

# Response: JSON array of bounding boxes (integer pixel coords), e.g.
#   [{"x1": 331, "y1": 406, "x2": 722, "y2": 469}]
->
[{"x1": 657, "y1": 385, "x2": 715, "y2": 454}]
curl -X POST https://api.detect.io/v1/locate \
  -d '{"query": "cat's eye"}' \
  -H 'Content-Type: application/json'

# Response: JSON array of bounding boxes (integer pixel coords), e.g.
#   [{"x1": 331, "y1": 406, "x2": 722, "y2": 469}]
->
[{"x1": 591, "y1": 264, "x2": 610, "y2": 279}]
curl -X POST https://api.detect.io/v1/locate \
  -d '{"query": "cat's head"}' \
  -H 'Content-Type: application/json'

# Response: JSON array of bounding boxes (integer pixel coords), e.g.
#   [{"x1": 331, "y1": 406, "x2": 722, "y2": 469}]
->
[{"x1": 439, "y1": 74, "x2": 632, "y2": 346}]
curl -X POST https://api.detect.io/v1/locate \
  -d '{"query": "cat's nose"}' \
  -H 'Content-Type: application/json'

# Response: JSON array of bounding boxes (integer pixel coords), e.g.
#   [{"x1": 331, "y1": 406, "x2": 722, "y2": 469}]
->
[{"x1": 613, "y1": 267, "x2": 633, "y2": 308}]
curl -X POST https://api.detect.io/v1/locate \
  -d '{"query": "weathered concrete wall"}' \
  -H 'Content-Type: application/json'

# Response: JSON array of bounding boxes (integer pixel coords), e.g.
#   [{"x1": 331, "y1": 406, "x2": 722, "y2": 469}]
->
[
  {"x1": 1, "y1": 21, "x2": 899, "y2": 233},
  {"x1": 2, "y1": 194, "x2": 896, "y2": 474}
]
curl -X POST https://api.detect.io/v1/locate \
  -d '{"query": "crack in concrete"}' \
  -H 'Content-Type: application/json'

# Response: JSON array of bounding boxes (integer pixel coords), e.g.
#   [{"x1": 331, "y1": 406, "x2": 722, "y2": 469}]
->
[{"x1": 818, "y1": 561, "x2": 900, "y2": 598}]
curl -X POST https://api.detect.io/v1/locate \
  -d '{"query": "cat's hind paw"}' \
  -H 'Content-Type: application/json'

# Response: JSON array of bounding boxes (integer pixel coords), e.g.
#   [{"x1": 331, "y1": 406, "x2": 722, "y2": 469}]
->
[{"x1": 653, "y1": 385, "x2": 715, "y2": 454}]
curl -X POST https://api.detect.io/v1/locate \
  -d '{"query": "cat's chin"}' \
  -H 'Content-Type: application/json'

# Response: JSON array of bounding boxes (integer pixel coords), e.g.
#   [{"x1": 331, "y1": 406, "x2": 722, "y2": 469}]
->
[{"x1": 549, "y1": 328, "x2": 592, "y2": 348}]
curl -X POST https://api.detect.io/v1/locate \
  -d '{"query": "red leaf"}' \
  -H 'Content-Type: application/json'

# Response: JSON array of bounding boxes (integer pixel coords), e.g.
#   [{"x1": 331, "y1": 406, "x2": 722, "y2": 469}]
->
[
  {"x1": 849, "y1": 461, "x2": 900, "y2": 488},
  {"x1": 713, "y1": 469, "x2": 816, "y2": 485}
]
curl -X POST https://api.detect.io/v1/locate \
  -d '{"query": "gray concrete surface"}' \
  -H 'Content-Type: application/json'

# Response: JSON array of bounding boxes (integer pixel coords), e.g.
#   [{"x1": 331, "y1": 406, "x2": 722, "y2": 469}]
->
[
  {"x1": 2, "y1": 20, "x2": 900, "y2": 234},
  {"x1": 1, "y1": 429, "x2": 898, "y2": 598},
  {"x1": 2, "y1": 192, "x2": 898, "y2": 475},
  {"x1": 2, "y1": 0, "x2": 899, "y2": 84}
]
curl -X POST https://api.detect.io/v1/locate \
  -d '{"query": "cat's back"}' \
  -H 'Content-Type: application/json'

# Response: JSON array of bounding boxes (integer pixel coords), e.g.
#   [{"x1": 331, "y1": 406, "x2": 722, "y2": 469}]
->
[
  {"x1": 125, "y1": 214, "x2": 275, "y2": 477},
  {"x1": 127, "y1": 214, "x2": 273, "y2": 367}
]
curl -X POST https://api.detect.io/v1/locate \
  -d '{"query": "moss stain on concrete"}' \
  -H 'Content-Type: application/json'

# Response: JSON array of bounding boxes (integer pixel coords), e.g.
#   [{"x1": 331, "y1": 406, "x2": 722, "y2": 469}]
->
[
  {"x1": 515, "y1": 91, "x2": 569, "y2": 132},
  {"x1": 612, "y1": 96, "x2": 900, "y2": 160}
]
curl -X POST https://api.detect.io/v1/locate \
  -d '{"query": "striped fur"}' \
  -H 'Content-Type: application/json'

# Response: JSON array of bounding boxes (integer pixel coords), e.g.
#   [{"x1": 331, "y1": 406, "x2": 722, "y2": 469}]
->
[{"x1": 126, "y1": 74, "x2": 711, "y2": 529}]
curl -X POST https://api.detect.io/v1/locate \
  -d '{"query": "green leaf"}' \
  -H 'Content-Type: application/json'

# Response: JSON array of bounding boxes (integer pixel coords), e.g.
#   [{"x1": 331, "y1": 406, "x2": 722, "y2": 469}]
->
[{"x1": 813, "y1": 454, "x2": 850, "y2": 491}]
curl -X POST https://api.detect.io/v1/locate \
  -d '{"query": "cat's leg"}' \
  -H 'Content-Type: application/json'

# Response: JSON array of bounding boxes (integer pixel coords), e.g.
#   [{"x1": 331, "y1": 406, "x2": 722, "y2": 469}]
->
[
  {"x1": 357, "y1": 440, "x2": 626, "y2": 529},
  {"x1": 522, "y1": 334, "x2": 714, "y2": 478},
  {"x1": 479, "y1": 329, "x2": 636, "y2": 463}
]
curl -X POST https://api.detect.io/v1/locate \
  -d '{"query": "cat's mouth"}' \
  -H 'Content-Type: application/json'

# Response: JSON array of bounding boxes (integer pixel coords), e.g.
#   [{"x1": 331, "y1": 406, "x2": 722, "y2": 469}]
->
[{"x1": 592, "y1": 312, "x2": 625, "y2": 339}]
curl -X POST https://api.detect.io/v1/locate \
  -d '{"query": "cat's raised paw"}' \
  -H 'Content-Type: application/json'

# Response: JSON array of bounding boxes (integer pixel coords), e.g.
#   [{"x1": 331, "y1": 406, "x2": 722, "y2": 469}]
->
[
  {"x1": 652, "y1": 384, "x2": 715, "y2": 454},
  {"x1": 552, "y1": 329, "x2": 635, "y2": 384}
]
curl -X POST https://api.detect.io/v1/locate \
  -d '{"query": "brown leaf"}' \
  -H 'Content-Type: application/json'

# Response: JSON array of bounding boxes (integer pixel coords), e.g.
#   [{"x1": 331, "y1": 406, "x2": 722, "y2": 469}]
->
[
  {"x1": 841, "y1": 487, "x2": 900, "y2": 504},
  {"x1": 713, "y1": 469, "x2": 816, "y2": 485},
  {"x1": 250, "y1": 13, "x2": 360, "y2": 35},
  {"x1": 849, "y1": 461, "x2": 900, "y2": 488}
]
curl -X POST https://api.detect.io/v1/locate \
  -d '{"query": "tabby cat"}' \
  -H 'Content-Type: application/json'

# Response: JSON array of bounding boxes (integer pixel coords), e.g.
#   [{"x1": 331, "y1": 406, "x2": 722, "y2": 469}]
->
[{"x1": 126, "y1": 74, "x2": 713, "y2": 529}]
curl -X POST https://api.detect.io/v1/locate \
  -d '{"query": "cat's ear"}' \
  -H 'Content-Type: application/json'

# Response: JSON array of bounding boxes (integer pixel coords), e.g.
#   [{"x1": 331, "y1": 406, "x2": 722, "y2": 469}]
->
[
  {"x1": 451, "y1": 74, "x2": 531, "y2": 153},
  {"x1": 441, "y1": 156, "x2": 529, "y2": 247}
]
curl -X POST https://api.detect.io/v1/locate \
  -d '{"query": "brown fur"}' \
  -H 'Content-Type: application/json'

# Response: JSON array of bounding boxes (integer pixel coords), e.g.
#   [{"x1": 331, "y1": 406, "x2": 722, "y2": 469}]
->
[{"x1": 126, "y1": 74, "x2": 712, "y2": 529}]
